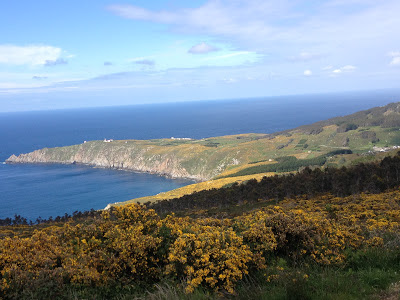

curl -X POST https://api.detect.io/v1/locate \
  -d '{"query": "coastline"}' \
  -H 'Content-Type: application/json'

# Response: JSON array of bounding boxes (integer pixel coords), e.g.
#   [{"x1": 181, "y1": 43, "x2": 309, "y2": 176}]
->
[{"x1": 6, "y1": 159, "x2": 203, "y2": 182}]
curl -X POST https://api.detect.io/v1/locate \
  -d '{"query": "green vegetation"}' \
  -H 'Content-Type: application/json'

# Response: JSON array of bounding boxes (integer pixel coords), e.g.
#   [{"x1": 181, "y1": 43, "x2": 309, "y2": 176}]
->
[
  {"x1": 2, "y1": 250, "x2": 398, "y2": 300},
  {"x1": 295, "y1": 138, "x2": 308, "y2": 149},
  {"x1": 2, "y1": 186, "x2": 400, "y2": 299},
  {"x1": 220, "y1": 150, "x2": 353, "y2": 178},
  {"x1": 7, "y1": 102, "x2": 400, "y2": 183},
  {"x1": 337, "y1": 122, "x2": 359, "y2": 133},
  {"x1": 147, "y1": 151, "x2": 400, "y2": 215},
  {"x1": 221, "y1": 155, "x2": 327, "y2": 176},
  {"x1": 117, "y1": 172, "x2": 274, "y2": 206},
  {"x1": 233, "y1": 250, "x2": 400, "y2": 300}
]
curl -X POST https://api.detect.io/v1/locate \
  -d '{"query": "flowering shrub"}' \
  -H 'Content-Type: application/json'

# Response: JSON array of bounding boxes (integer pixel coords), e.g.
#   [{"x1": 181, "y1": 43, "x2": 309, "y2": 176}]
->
[
  {"x1": 233, "y1": 211, "x2": 277, "y2": 269},
  {"x1": 0, "y1": 229, "x2": 64, "y2": 296},
  {"x1": 166, "y1": 224, "x2": 252, "y2": 294},
  {"x1": 1, "y1": 191, "x2": 400, "y2": 297}
]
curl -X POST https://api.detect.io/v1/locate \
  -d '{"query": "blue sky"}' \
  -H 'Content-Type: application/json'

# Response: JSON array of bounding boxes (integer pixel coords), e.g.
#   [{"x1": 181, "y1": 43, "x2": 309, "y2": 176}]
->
[{"x1": 0, "y1": 0, "x2": 399, "y2": 111}]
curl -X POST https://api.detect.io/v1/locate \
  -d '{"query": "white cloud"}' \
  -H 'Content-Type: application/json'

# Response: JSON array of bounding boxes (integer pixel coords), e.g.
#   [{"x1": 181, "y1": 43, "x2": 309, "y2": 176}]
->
[
  {"x1": 0, "y1": 45, "x2": 62, "y2": 66},
  {"x1": 188, "y1": 42, "x2": 218, "y2": 54},
  {"x1": 390, "y1": 57, "x2": 400, "y2": 66},
  {"x1": 108, "y1": 5, "x2": 176, "y2": 23},
  {"x1": 389, "y1": 51, "x2": 400, "y2": 66},
  {"x1": 332, "y1": 65, "x2": 356, "y2": 74},
  {"x1": 341, "y1": 65, "x2": 356, "y2": 71},
  {"x1": 388, "y1": 51, "x2": 400, "y2": 56},
  {"x1": 108, "y1": 1, "x2": 400, "y2": 54},
  {"x1": 107, "y1": 2, "x2": 282, "y2": 47},
  {"x1": 303, "y1": 70, "x2": 312, "y2": 76},
  {"x1": 289, "y1": 52, "x2": 322, "y2": 62}
]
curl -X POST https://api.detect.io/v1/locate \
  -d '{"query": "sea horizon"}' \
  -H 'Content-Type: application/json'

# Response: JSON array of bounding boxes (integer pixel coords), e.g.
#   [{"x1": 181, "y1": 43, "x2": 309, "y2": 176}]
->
[{"x1": 1, "y1": 87, "x2": 400, "y2": 115}]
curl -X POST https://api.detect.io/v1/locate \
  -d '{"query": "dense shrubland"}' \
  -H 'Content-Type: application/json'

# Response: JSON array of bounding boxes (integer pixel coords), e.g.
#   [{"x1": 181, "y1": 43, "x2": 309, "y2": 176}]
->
[
  {"x1": 1, "y1": 191, "x2": 400, "y2": 298},
  {"x1": 1, "y1": 153, "x2": 400, "y2": 299}
]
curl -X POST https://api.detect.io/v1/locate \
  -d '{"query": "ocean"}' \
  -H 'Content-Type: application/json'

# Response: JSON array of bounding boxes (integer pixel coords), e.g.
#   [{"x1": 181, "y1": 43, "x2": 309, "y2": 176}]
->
[{"x1": 1, "y1": 89, "x2": 400, "y2": 220}]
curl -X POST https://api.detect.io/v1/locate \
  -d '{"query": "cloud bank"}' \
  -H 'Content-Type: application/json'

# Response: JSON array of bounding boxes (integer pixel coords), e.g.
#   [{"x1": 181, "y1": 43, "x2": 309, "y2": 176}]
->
[
  {"x1": 0, "y1": 45, "x2": 62, "y2": 66},
  {"x1": 389, "y1": 52, "x2": 400, "y2": 66},
  {"x1": 108, "y1": 0, "x2": 400, "y2": 55},
  {"x1": 332, "y1": 65, "x2": 357, "y2": 74}
]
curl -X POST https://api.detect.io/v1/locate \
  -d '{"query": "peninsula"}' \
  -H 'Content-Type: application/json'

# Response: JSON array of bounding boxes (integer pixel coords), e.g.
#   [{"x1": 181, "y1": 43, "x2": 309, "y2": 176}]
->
[{"x1": 7, "y1": 102, "x2": 400, "y2": 181}]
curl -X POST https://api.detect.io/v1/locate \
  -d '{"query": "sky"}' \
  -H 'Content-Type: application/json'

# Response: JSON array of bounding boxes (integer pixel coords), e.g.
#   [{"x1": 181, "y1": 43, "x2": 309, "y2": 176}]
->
[{"x1": 0, "y1": 0, "x2": 399, "y2": 112}]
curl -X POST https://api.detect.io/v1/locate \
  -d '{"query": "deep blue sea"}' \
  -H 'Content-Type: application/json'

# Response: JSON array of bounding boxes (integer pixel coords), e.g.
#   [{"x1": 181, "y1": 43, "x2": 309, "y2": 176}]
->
[{"x1": 1, "y1": 89, "x2": 400, "y2": 220}]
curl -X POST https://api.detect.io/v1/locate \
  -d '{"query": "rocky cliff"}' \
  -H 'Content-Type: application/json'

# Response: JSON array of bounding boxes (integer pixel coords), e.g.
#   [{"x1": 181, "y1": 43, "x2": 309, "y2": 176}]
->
[{"x1": 5, "y1": 138, "x2": 248, "y2": 181}]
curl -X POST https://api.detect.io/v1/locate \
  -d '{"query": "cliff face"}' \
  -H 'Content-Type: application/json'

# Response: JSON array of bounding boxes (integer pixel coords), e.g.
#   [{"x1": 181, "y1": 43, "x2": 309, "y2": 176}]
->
[
  {"x1": 5, "y1": 139, "x2": 246, "y2": 181},
  {"x1": 6, "y1": 149, "x2": 192, "y2": 178}
]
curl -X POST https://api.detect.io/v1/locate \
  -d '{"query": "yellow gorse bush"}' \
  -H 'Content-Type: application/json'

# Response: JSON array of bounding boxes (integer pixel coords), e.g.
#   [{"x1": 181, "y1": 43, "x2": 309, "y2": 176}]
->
[
  {"x1": 233, "y1": 211, "x2": 277, "y2": 269},
  {"x1": 1, "y1": 190, "x2": 400, "y2": 296},
  {"x1": 165, "y1": 224, "x2": 252, "y2": 294}
]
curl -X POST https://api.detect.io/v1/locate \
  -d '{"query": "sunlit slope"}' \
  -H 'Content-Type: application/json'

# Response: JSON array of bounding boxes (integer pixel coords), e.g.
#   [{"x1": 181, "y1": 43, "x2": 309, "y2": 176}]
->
[
  {"x1": 7, "y1": 102, "x2": 400, "y2": 181},
  {"x1": 114, "y1": 172, "x2": 276, "y2": 206}
]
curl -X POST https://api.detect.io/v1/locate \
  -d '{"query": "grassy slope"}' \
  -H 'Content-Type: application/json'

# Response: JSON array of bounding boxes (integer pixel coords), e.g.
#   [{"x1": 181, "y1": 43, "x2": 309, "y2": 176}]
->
[
  {"x1": 115, "y1": 172, "x2": 276, "y2": 206},
  {"x1": 115, "y1": 127, "x2": 400, "y2": 206},
  {"x1": 113, "y1": 103, "x2": 400, "y2": 206}
]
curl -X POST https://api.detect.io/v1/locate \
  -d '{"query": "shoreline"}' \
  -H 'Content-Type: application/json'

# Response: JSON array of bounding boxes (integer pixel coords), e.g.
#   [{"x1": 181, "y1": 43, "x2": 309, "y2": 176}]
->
[{"x1": 5, "y1": 160, "x2": 203, "y2": 182}]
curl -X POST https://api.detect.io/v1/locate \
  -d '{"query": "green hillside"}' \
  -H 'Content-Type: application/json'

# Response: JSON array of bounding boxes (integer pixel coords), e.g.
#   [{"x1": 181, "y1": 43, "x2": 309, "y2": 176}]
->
[
  {"x1": 111, "y1": 102, "x2": 400, "y2": 206},
  {"x1": 7, "y1": 102, "x2": 400, "y2": 184}
]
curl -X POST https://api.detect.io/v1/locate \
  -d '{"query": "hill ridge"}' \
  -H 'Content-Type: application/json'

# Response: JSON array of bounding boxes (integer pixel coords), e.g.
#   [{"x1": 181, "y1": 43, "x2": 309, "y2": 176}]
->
[{"x1": 6, "y1": 101, "x2": 400, "y2": 181}]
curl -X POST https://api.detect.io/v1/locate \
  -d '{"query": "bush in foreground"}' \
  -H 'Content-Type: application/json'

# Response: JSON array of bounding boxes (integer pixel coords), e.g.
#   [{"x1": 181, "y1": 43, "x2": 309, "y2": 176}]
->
[{"x1": 1, "y1": 190, "x2": 399, "y2": 299}]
